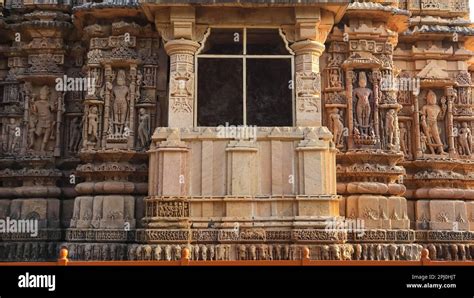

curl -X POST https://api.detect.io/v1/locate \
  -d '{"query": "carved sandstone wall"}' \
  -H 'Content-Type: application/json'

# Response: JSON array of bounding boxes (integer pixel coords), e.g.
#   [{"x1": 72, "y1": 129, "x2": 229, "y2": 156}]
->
[{"x1": 0, "y1": 0, "x2": 472, "y2": 261}]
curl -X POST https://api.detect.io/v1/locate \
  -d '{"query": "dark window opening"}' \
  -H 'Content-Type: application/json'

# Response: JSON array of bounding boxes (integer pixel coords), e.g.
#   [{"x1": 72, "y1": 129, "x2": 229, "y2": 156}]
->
[
  {"x1": 198, "y1": 58, "x2": 243, "y2": 126},
  {"x1": 200, "y1": 28, "x2": 244, "y2": 55},
  {"x1": 197, "y1": 28, "x2": 293, "y2": 127},
  {"x1": 246, "y1": 29, "x2": 289, "y2": 55},
  {"x1": 247, "y1": 59, "x2": 292, "y2": 126}
]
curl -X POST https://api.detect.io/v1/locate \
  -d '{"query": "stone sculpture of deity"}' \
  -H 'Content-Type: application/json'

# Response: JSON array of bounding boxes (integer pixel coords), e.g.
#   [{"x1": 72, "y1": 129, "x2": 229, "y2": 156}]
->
[
  {"x1": 328, "y1": 108, "x2": 344, "y2": 147},
  {"x1": 420, "y1": 90, "x2": 446, "y2": 154},
  {"x1": 399, "y1": 122, "x2": 409, "y2": 156},
  {"x1": 68, "y1": 116, "x2": 82, "y2": 152},
  {"x1": 137, "y1": 108, "x2": 150, "y2": 148},
  {"x1": 110, "y1": 69, "x2": 130, "y2": 136},
  {"x1": 136, "y1": 70, "x2": 143, "y2": 101},
  {"x1": 87, "y1": 106, "x2": 99, "y2": 143},
  {"x1": 353, "y1": 71, "x2": 372, "y2": 134},
  {"x1": 385, "y1": 109, "x2": 396, "y2": 149},
  {"x1": 329, "y1": 69, "x2": 341, "y2": 88},
  {"x1": 28, "y1": 85, "x2": 56, "y2": 152},
  {"x1": 457, "y1": 122, "x2": 472, "y2": 156},
  {"x1": 5, "y1": 117, "x2": 20, "y2": 153}
]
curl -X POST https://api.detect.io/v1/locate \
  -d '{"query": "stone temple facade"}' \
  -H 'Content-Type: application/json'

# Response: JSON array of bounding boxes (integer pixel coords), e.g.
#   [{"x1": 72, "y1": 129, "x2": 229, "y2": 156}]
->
[{"x1": 0, "y1": 0, "x2": 473, "y2": 262}]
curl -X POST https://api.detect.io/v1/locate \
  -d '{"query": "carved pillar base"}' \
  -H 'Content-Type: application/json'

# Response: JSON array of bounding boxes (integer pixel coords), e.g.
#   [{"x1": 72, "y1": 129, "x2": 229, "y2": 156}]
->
[
  {"x1": 296, "y1": 127, "x2": 336, "y2": 196},
  {"x1": 0, "y1": 163, "x2": 63, "y2": 261},
  {"x1": 338, "y1": 152, "x2": 410, "y2": 230},
  {"x1": 65, "y1": 151, "x2": 147, "y2": 251},
  {"x1": 144, "y1": 129, "x2": 190, "y2": 229}
]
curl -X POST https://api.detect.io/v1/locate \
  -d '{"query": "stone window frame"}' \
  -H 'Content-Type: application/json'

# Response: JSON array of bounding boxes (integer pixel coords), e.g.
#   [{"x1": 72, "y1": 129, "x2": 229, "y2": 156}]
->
[{"x1": 194, "y1": 26, "x2": 296, "y2": 127}]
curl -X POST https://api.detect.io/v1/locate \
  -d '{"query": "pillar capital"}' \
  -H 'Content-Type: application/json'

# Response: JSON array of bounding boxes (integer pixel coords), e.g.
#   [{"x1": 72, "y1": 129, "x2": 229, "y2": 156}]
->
[
  {"x1": 164, "y1": 39, "x2": 201, "y2": 56},
  {"x1": 290, "y1": 40, "x2": 326, "y2": 57}
]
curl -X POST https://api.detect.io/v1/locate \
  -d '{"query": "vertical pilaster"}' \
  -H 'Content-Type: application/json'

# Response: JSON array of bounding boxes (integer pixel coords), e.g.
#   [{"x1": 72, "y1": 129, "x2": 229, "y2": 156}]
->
[
  {"x1": 445, "y1": 87, "x2": 456, "y2": 156},
  {"x1": 225, "y1": 140, "x2": 259, "y2": 196},
  {"x1": 164, "y1": 40, "x2": 200, "y2": 128},
  {"x1": 413, "y1": 91, "x2": 423, "y2": 159},
  {"x1": 128, "y1": 64, "x2": 137, "y2": 148},
  {"x1": 103, "y1": 64, "x2": 112, "y2": 148},
  {"x1": 291, "y1": 40, "x2": 325, "y2": 127},
  {"x1": 296, "y1": 128, "x2": 336, "y2": 196}
]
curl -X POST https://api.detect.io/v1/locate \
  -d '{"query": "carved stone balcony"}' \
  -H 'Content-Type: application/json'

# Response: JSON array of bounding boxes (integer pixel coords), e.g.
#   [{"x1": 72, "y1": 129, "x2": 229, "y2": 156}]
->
[{"x1": 144, "y1": 127, "x2": 339, "y2": 231}]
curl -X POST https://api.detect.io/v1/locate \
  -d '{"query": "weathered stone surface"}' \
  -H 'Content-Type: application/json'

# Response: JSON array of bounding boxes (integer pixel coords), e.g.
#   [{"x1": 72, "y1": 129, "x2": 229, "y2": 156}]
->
[{"x1": 0, "y1": 0, "x2": 473, "y2": 261}]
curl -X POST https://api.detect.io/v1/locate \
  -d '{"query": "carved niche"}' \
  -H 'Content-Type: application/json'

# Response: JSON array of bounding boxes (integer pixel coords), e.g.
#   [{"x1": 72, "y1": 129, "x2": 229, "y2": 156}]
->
[
  {"x1": 107, "y1": 69, "x2": 131, "y2": 140},
  {"x1": 419, "y1": 89, "x2": 448, "y2": 155},
  {"x1": 27, "y1": 85, "x2": 63, "y2": 156},
  {"x1": 352, "y1": 70, "x2": 378, "y2": 146}
]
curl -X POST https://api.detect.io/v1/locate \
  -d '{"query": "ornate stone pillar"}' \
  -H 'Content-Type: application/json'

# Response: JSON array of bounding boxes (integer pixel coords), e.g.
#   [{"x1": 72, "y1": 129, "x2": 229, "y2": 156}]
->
[
  {"x1": 156, "y1": 7, "x2": 205, "y2": 129},
  {"x1": 164, "y1": 40, "x2": 200, "y2": 128},
  {"x1": 413, "y1": 91, "x2": 423, "y2": 159},
  {"x1": 445, "y1": 86, "x2": 456, "y2": 156},
  {"x1": 289, "y1": 7, "x2": 335, "y2": 128},
  {"x1": 322, "y1": 2, "x2": 412, "y2": 239},
  {"x1": 128, "y1": 63, "x2": 138, "y2": 148},
  {"x1": 291, "y1": 40, "x2": 325, "y2": 127}
]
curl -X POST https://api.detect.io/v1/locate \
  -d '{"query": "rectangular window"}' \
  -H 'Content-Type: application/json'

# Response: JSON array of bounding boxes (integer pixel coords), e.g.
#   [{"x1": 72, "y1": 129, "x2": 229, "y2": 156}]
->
[{"x1": 196, "y1": 27, "x2": 294, "y2": 127}]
